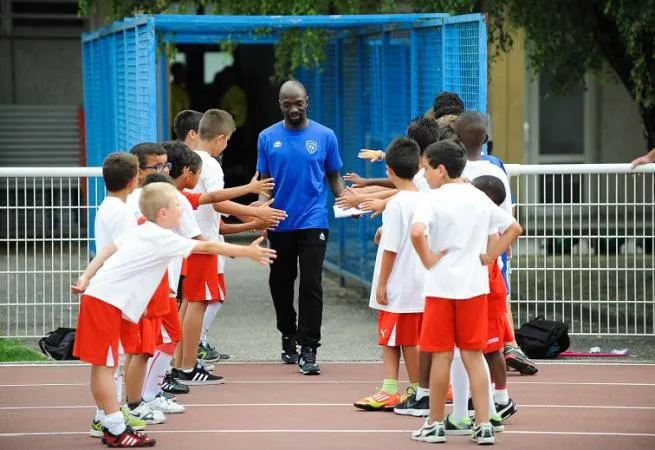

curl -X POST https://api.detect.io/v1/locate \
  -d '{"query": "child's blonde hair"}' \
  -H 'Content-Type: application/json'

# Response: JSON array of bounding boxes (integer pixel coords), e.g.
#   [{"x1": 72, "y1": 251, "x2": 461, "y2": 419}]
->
[{"x1": 139, "y1": 182, "x2": 177, "y2": 222}]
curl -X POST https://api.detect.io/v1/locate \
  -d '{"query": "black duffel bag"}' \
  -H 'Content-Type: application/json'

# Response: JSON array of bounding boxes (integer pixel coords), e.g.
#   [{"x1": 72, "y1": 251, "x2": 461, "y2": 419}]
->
[
  {"x1": 38, "y1": 327, "x2": 79, "y2": 360},
  {"x1": 515, "y1": 317, "x2": 570, "y2": 359}
]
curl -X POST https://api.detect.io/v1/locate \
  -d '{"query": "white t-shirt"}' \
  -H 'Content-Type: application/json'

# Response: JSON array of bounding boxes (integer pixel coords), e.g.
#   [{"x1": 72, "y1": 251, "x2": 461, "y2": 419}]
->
[
  {"x1": 192, "y1": 150, "x2": 224, "y2": 241},
  {"x1": 412, "y1": 183, "x2": 515, "y2": 299},
  {"x1": 85, "y1": 221, "x2": 196, "y2": 323},
  {"x1": 462, "y1": 160, "x2": 513, "y2": 215},
  {"x1": 369, "y1": 191, "x2": 426, "y2": 313},
  {"x1": 168, "y1": 191, "x2": 202, "y2": 296},
  {"x1": 412, "y1": 168, "x2": 431, "y2": 193},
  {"x1": 126, "y1": 188, "x2": 142, "y2": 219},
  {"x1": 95, "y1": 197, "x2": 138, "y2": 252}
]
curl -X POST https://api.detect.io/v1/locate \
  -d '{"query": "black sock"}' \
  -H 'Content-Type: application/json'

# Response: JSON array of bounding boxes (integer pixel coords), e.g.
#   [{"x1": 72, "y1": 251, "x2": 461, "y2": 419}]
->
[{"x1": 127, "y1": 402, "x2": 140, "y2": 411}]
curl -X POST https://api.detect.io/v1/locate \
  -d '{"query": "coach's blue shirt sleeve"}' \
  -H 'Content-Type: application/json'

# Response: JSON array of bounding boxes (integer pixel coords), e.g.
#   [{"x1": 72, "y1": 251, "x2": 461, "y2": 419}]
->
[
  {"x1": 256, "y1": 133, "x2": 269, "y2": 174},
  {"x1": 325, "y1": 131, "x2": 343, "y2": 173}
]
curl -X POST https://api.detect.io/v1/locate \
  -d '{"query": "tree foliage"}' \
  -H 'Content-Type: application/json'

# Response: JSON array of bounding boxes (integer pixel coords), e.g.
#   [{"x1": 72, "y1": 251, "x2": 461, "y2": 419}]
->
[{"x1": 79, "y1": 0, "x2": 655, "y2": 146}]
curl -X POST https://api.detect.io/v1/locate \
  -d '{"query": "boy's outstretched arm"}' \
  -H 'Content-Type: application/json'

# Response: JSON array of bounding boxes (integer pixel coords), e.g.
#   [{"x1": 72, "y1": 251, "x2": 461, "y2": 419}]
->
[
  {"x1": 192, "y1": 236, "x2": 276, "y2": 266},
  {"x1": 199, "y1": 172, "x2": 274, "y2": 205},
  {"x1": 71, "y1": 243, "x2": 118, "y2": 293}
]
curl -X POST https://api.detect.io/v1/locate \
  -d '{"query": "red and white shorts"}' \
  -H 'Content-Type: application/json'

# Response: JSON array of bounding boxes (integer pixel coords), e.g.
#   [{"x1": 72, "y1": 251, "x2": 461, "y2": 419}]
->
[
  {"x1": 73, "y1": 295, "x2": 123, "y2": 367},
  {"x1": 121, "y1": 316, "x2": 162, "y2": 356},
  {"x1": 377, "y1": 311, "x2": 422, "y2": 347},
  {"x1": 420, "y1": 295, "x2": 488, "y2": 352},
  {"x1": 184, "y1": 254, "x2": 226, "y2": 302},
  {"x1": 484, "y1": 314, "x2": 514, "y2": 354},
  {"x1": 158, "y1": 297, "x2": 182, "y2": 345}
]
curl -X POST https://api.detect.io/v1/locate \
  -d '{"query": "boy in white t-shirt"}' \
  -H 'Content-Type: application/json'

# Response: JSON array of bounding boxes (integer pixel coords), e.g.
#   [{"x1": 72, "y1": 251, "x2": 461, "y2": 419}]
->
[
  {"x1": 353, "y1": 138, "x2": 427, "y2": 412},
  {"x1": 72, "y1": 182, "x2": 277, "y2": 448},
  {"x1": 409, "y1": 140, "x2": 522, "y2": 445},
  {"x1": 88, "y1": 152, "x2": 147, "y2": 438}
]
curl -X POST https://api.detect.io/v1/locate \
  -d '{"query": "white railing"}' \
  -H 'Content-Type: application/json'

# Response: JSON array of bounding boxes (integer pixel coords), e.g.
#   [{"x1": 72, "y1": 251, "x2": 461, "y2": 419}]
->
[
  {"x1": 506, "y1": 163, "x2": 655, "y2": 336},
  {"x1": 1, "y1": 164, "x2": 654, "y2": 338}
]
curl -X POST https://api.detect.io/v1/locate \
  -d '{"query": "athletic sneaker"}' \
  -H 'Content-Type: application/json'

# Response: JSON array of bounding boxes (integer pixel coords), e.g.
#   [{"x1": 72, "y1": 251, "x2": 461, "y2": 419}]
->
[
  {"x1": 169, "y1": 368, "x2": 180, "y2": 379},
  {"x1": 144, "y1": 393, "x2": 185, "y2": 414},
  {"x1": 445, "y1": 414, "x2": 473, "y2": 435},
  {"x1": 281, "y1": 335, "x2": 298, "y2": 364},
  {"x1": 496, "y1": 399, "x2": 518, "y2": 421},
  {"x1": 504, "y1": 344, "x2": 538, "y2": 375},
  {"x1": 393, "y1": 392, "x2": 429, "y2": 417},
  {"x1": 490, "y1": 414, "x2": 504, "y2": 432},
  {"x1": 161, "y1": 373, "x2": 189, "y2": 394},
  {"x1": 121, "y1": 406, "x2": 147, "y2": 431},
  {"x1": 411, "y1": 418, "x2": 447, "y2": 443},
  {"x1": 471, "y1": 422, "x2": 495, "y2": 445},
  {"x1": 176, "y1": 365, "x2": 225, "y2": 385},
  {"x1": 102, "y1": 425, "x2": 156, "y2": 448},
  {"x1": 90, "y1": 419, "x2": 104, "y2": 438},
  {"x1": 298, "y1": 346, "x2": 320, "y2": 375},
  {"x1": 200, "y1": 361, "x2": 215, "y2": 372},
  {"x1": 353, "y1": 390, "x2": 401, "y2": 411},
  {"x1": 197, "y1": 341, "x2": 230, "y2": 361},
  {"x1": 128, "y1": 403, "x2": 166, "y2": 425}
]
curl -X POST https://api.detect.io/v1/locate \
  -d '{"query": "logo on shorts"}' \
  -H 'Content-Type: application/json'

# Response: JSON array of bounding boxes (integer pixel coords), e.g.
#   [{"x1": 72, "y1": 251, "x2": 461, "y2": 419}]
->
[
  {"x1": 319, "y1": 232, "x2": 326, "y2": 241},
  {"x1": 380, "y1": 329, "x2": 387, "y2": 338},
  {"x1": 305, "y1": 140, "x2": 318, "y2": 155},
  {"x1": 273, "y1": 140, "x2": 282, "y2": 149}
]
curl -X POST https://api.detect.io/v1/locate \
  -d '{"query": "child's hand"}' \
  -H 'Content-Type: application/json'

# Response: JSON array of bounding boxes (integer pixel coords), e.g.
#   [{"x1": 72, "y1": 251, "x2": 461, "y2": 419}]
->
[
  {"x1": 247, "y1": 236, "x2": 277, "y2": 265},
  {"x1": 71, "y1": 275, "x2": 89, "y2": 294},
  {"x1": 335, "y1": 189, "x2": 363, "y2": 210},
  {"x1": 358, "y1": 149, "x2": 385, "y2": 162},
  {"x1": 479, "y1": 253, "x2": 493, "y2": 265},
  {"x1": 374, "y1": 227, "x2": 383, "y2": 246},
  {"x1": 255, "y1": 198, "x2": 287, "y2": 227},
  {"x1": 343, "y1": 173, "x2": 367, "y2": 188},
  {"x1": 248, "y1": 172, "x2": 275, "y2": 197},
  {"x1": 360, "y1": 198, "x2": 386, "y2": 218},
  {"x1": 376, "y1": 284, "x2": 388, "y2": 306},
  {"x1": 425, "y1": 249, "x2": 448, "y2": 269},
  {"x1": 631, "y1": 155, "x2": 652, "y2": 169}
]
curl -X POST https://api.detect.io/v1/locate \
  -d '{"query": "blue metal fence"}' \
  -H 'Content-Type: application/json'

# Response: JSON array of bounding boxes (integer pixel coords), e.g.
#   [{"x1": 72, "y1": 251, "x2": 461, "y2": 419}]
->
[
  {"x1": 81, "y1": 13, "x2": 486, "y2": 280},
  {"x1": 297, "y1": 15, "x2": 487, "y2": 286}
]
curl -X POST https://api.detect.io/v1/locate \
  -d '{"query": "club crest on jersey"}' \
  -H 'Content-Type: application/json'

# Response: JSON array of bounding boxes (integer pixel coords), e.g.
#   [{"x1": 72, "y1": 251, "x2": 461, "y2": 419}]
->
[{"x1": 305, "y1": 140, "x2": 318, "y2": 155}]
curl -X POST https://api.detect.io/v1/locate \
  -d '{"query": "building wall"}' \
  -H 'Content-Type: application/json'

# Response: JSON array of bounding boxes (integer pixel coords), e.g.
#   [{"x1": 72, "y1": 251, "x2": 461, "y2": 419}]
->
[{"x1": 487, "y1": 29, "x2": 526, "y2": 164}]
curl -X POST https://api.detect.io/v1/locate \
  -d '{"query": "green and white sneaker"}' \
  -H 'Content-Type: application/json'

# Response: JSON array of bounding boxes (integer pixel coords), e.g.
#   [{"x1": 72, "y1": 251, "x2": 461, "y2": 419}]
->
[
  {"x1": 89, "y1": 419, "x2": 104, "y2": 438},
  {"x1": 411, "y1": 418, "x2": 447, "y2": 443},
  {"x1": 121, "y1": 405, "x2": 147, "y2": 430},
  {"x1": 490, "y1": 414, "x2": 504, "y2": 432},
  {"x1": 445, "y1": 414, "x2": 473, "y2": 435},
  {"x1": 472, "y1": 422, "x2": 496, "y2": 445}
]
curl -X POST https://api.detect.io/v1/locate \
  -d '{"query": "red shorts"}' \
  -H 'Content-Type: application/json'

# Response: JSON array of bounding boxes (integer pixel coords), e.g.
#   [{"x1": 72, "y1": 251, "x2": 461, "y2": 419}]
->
[
  {"x1": 488, "y1": 263, "x2": 508, "y2": 316},
  {"x1": 377, "y1": 311, "x2": 422, "y2": 346},
  {"x1": 184, "y1": 253, "x2": 220, "y2": 302},
  {"x1": 483, "y1": 313, "x2": 514, "y2": 354},
  {"x1": 121, "y1": 317, "x2": 162, "y2": 356},
  {"x1": 158, "y1": 297, "x2": 182, "y2": 345},
  {"x1": 420, "y1": 295, "x2": 488, "y2": 352},
  {"x1": 73, "y1": 295, "x2": 122, "y2": 367}
]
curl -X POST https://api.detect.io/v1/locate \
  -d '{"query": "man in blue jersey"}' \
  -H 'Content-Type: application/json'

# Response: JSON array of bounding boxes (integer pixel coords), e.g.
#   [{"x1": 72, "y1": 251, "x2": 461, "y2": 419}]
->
[{"x1": 256, "y1": 80, "x2": 345, "y2": 375}]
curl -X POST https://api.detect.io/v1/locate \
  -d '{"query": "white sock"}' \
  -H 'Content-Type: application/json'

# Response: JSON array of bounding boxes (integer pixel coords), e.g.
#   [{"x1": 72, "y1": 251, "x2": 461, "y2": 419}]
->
[
  {"x1": 483, "y1": 360, "x2": 498, "y2": 415},
  {"x1": 494, "y1": 388, "x2": 510, "y2": 405},
  {"x1": 114, "y1": 360, "x2": 125, "y2": 404},
  {"x1": 200, "y1": 302, "x2": 223, "y2": 344},
  {"x1": 142, "y1": 350, "x2": 173, "y2": 402},
  {"x1": 102, "y1": 410, "x2": 126, "y2": 436},
  {"x1": 416, "y1": 386, "x2": 430, "y2": 401},
  {"x1": 94, "y1": 409, "x2": 105, "y2": 422},
  {"x1": 450, "y1": 355, "x2": 469, "y2": 421}
]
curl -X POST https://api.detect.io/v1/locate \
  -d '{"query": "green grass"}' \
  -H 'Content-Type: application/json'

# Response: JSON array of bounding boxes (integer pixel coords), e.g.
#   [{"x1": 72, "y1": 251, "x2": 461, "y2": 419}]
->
[{"x1": 0, "y1": 338, "x2": 47, "y2": 362}]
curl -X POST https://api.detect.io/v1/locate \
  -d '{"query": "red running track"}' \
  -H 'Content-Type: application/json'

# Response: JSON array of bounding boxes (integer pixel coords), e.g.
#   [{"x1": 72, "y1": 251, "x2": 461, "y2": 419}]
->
[{"x1": 0, "y1": 362, "x2": 654, "y2": 449}]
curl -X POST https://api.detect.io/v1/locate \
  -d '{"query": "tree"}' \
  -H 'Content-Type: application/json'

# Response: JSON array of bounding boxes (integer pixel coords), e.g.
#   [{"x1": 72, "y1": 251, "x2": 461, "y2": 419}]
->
[{"x1": 80, "y1": 0, "x2": 655, "y2": 148}]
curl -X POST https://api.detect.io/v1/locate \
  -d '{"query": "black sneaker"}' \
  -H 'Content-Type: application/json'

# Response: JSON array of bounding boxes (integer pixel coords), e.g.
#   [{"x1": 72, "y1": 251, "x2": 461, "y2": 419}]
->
[
  {"x1": 393, "y1": 392, "x2": 429, "y2": 417},
  {"x1": 161, "y1": 391, "x2": 176, "y2": 401},
  {"x1": 281, "y1": 335, "x2": 298, "y2": 364},
  {"x1": 297, "y1": 346, "x2": 320, "y2": 375},
  {"x1": 176, "y1": 365, "x2": 224, "y2": 385},
  {"x1": 162, "y1": 373, "x2": 190, "y2": 394},
  {"x1": 445, "y1": 414, "x2": 473, "y2": 436},
  {"x1": 471, "y1": 422, "x2": 495, "y2": 445},
  {"x1": 495, "y1": 398, "x2": 518, "y2": 421}
]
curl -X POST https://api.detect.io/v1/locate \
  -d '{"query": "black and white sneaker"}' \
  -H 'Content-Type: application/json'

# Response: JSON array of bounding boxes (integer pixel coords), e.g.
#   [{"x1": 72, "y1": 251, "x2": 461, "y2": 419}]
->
[
  {"x1": 496, "y1": 398, "x2": 518, "y2": 421},
  {"x1": 162, "y1": 373, "x2": 190, "y2": 394},
  {"x1": 297, "y1": 346, "x2": 320, "y2": 375},
  {"x1": 472, "y1": 422, "x2": 495, "y2": 445},
  {"x1": 281, "y1": 335, "x2": 298, "y2": 364},
  {"x1": 411, "y1": 418, "x2": 446, "y2": 443},
  {"x1": 445, "y1": 414, "x2": 473, "y2": 436},
  {"x1": 393, "y1": 392, "x2": 429, "y2": 417},
  {"x1": 176, "y1": 365, "x2": 224, "y2": 385}
]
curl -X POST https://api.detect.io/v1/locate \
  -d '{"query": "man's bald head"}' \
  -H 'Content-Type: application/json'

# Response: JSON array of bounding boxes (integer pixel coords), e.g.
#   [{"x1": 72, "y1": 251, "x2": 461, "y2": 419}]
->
[
  {"x1": 279, "y1": 80, "x2": 309, "y2": 128},
  {"x1": 279, "y1": 80, "x2": 307, "y2": 100}
]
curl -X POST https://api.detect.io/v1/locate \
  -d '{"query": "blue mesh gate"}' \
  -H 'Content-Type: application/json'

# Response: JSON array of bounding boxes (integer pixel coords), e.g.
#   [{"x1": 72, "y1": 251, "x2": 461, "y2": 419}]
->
[{"x1": 81, "y1": 14, "x2": 486, "y2": 280}]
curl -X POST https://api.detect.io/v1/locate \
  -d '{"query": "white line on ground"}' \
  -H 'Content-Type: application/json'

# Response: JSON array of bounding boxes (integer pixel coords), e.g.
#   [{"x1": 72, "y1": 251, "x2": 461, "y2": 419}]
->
[
  {"x1": 1, "y1": 380, "x2": 654, "y2": 388},
  {"x1": 1, "y1": 430, "x2": 654, "y2": 438},
  {"x1": 1, "y1": 403, "x2": 653, "y2": 411}
]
